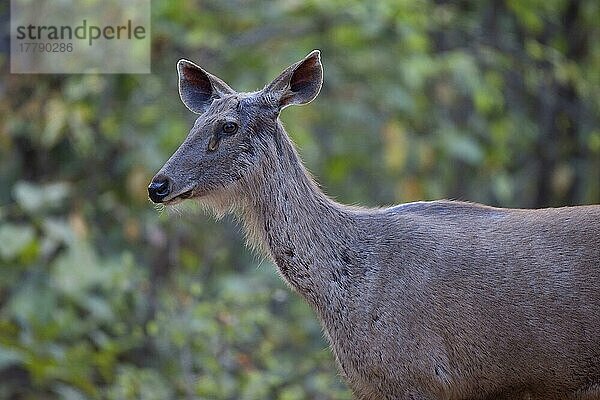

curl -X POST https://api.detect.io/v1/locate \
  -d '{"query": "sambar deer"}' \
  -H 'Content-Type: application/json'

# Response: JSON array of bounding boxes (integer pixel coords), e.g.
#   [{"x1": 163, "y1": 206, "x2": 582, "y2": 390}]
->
[{"x1": 149, "y1": 50, "x2": 600, "y2": 399}]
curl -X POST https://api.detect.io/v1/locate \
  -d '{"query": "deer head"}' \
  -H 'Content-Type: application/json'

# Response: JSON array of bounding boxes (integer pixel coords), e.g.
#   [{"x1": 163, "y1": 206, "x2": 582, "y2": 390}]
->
[{"x1": 148, "y1": 50, "x2": 323, "y2": 209}]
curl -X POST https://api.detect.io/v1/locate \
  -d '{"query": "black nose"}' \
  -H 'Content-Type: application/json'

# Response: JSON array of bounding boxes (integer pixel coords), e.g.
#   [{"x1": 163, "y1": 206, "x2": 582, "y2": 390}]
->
[{"x1": 148, "y1": 176, "x2": 172, "y2": 203}]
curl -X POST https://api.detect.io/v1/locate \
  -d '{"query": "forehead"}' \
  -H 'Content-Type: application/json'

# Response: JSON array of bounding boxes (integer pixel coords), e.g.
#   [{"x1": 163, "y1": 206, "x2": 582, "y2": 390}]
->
[
  {"x1": 193, "y1": 96, "x2": 240, "y2": 127},
  {"x1": 205, "y1": 95, "x2": 240, "y2": 115},
  {"x1": 207, "y1": 92, "x2": 273, "y2": 114},
  {"x1": 193, "y1": 92, "x2": 274, "y2": 126}
]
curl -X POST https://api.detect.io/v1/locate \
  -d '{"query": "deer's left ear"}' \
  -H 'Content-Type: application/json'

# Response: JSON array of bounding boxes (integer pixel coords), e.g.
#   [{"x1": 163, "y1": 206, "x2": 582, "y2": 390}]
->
[
  {"x1": 177, "y1": 59, "x2": 235, "y2": 114},
  {"x1": 264, "y1": 50, "x2": 323, "y2": 110}
]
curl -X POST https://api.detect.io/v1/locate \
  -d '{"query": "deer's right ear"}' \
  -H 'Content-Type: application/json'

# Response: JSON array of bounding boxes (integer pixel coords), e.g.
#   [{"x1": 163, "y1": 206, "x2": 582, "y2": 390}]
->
[
  {"x1": 264, "y1": 50, "x2": 323, "y2": 110},
  {"x1": 177, "y1": 59, "x2": 235, "y2": 114}
]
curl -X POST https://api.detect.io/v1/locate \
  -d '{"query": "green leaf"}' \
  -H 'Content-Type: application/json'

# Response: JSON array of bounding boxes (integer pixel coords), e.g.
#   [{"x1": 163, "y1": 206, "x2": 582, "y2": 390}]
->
[
  {"x1": 13, "y1": 181, "x2": 71, "y2": 214},
  {"x1": 0, "y1": 223, "x2": 35, "y2": 261},
  {"x1": 0, "y1": 345, "x2": 23, "y2": 369},
  {"x1": 52, "y1": 240, "x2": 105, "y2": 296}
]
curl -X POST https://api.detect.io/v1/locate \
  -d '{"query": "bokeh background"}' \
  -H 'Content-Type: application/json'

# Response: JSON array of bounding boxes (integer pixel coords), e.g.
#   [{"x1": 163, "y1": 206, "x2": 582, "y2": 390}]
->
[{"x1": 1, "y1": 1, "x2": 599, "y2": 399}]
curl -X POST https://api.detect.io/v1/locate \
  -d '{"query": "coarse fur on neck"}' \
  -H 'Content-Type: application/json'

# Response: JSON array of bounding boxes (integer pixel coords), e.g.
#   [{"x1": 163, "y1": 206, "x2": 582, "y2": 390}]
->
[{"x1": 234, "y1": 121, "x2": 361, "y2": 306}]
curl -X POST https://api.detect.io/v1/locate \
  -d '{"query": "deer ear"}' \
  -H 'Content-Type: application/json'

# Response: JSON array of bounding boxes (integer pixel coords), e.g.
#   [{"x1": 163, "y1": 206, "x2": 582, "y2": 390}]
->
[
  {"x1": 177, "y1": 59, "x2": 235, "y2": 114},
  {"x1": 264, "y1": 50, "x2": 323, "y2": 110}
]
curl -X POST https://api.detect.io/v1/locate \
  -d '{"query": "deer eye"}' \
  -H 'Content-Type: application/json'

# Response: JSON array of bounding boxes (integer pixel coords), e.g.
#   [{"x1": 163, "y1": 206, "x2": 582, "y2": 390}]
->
[{"x1": 223, "y1": 122, "x2": 238, "y2": 134}]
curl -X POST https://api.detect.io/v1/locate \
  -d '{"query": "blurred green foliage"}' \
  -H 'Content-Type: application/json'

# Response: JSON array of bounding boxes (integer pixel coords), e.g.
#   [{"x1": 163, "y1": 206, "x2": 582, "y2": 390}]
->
[{"x1": 1, "y1": 0, "x2": 599, "y2": 399}]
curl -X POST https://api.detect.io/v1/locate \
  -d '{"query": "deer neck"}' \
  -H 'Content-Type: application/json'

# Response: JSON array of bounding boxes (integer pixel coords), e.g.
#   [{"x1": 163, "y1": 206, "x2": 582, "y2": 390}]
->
[{"x1": 239, "y1": 131, "x2": 357, "y2": 307}]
